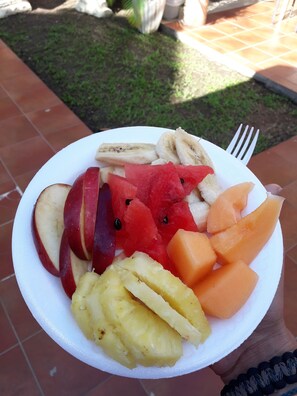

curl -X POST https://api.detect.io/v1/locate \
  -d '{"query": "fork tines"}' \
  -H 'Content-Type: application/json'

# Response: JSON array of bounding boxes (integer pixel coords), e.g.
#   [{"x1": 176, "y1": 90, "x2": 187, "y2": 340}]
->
[{"x1": 226, "y1": 124, "x2": 260, "y2": 165}]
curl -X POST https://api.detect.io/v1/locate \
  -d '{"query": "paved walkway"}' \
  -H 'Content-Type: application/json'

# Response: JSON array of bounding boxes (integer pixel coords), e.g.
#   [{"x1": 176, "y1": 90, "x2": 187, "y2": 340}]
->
[
  {"x1": 0, "y1": 39, "x2": 296, "y2": 395},
  {"x1": 162, "y1": 0, "x2": 297, "y2": 102}
]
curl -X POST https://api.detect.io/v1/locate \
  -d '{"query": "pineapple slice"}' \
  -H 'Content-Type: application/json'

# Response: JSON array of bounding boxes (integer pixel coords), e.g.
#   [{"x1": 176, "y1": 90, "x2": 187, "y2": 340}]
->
[
  {"x1": 85, "y1": 281, "x2": 136, "y2": 369},
  {"x1": 117, "y1": 268, "x2": 201, "y2": 346},
  {"x1": 72, "y1": 271, "x2": 136, "y2": 368},
  {"x1": 117, "y1": 252, "x2": 211, "y2": 342},
  {"x1": 71, "y1": 253, "x2": 211, "y2": 369},
  {"x1": 71, "y1": 271, "x2": 98, "y2": 339},
  {"x1": 99, "y1": 266, "x2": 183, "y2": 367}
]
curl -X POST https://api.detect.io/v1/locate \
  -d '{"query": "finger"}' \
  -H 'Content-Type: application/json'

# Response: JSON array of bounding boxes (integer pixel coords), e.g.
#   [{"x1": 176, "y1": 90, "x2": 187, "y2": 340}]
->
[{"x1": 265, "y1": 184, "x2": 282, "y2": 195}]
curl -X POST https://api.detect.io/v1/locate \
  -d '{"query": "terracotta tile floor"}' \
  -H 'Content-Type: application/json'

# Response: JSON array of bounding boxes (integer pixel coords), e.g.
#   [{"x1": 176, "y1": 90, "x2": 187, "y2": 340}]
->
[
  {"x1": 0, "y1": 25, "x2": 297, "y2": 395},
  {"x1": 161, "y1": 0, "x2": 297, "y2": 101}
]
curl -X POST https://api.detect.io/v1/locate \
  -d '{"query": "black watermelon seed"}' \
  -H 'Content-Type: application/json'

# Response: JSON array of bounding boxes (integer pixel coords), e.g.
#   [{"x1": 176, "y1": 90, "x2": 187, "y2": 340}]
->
[{"x1": 114, "y1": 218, "x2": 122, "y2": 230}]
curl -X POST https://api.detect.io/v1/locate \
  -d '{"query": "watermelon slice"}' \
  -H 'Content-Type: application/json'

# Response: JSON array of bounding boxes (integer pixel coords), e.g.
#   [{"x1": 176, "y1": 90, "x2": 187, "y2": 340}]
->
[
  {"x1": 141, "y1": 234, "x2": 178, "y2": 275},
  {"x1": 120, "y1": 197, "x2": 177, "y2": 271},
  {"x1": 147, "y1": 163, "x2": 185, "y2": 222},
  {"x1": 108, "y1": 173, "x2": 137, "y2": 220},
  {"x1": 125, "y1": 163, "x2": 185, "y2": 218},
  {"x1": 157, "y1": 201, "x2": 198, "y2": 245},
  {"x1": 124, "y1": 164, "x2": 158, "y2": 205},
  {"x1": 108, "y1": 162, "x2": 212, "y2": 274},
  {"x1": 108, "y1": 173, "x2": 138, "y2": 248},
  {"x1": 122, "y1": 198, "x2": 159, "y2": 256},
  {"x1": 175, "y1": 165, "x2": 214, "y2": 195}
]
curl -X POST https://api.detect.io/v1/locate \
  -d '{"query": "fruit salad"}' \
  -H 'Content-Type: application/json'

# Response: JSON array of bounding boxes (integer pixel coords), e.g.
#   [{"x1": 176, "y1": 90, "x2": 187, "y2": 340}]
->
[{"x1": 31, "y1": 127, "x2": 284, "y2": 369}]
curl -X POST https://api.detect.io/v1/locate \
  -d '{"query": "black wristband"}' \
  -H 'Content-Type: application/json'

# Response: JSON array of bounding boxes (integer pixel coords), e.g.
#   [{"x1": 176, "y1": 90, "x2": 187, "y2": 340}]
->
[{"x1": 221, "y1": 349, "x2": 297, "y2": 396}]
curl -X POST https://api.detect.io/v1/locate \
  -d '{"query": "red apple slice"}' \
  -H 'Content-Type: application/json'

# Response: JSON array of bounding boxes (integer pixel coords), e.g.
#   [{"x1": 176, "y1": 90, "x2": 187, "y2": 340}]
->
[
  {"x1": 92, "y1": 183, "x2": 116, "y2": 274},
  {"x1": 64, "y1": 173, "x2": 90, "y2": 260},
  {"x1": 83, "y1": 167, "x2": 100, "y2": 255},
  {"x1": 32, "y1": 183, "x2": 71, "y2": 276},
  {"x1": 59, "y1": 229, "x2": 90, "y2": 298}
]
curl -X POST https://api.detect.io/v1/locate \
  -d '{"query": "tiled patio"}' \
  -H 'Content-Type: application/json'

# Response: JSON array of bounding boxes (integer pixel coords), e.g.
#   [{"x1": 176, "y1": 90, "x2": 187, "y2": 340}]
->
[
  {"x1": 161, "y1": 0, "x2": 297, "y2": 102},
  {"x1": 0, "y1": 5, "x2": 297, "y2": 393}
]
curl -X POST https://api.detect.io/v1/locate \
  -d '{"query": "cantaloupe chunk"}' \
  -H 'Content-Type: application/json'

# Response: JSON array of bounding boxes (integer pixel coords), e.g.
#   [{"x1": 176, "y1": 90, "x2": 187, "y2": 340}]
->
[
  {"x1": 193, "y1": 260, "x2": 258, "y2": 319},
  {"x1": 207, "y1": 182, "x2": 254, "y2": 234},
  {"x1": 167, "y1": 229, "x2": 217, "y2": 287},
  {"x1": 210, "y1": 194, "x2": 284, "y2": 265}
]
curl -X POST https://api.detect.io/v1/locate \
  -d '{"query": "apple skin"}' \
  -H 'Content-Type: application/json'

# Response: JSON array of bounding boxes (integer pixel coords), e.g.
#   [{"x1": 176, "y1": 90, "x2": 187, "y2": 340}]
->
[
  {"x1": 32, "y1": 183, "x2": 71, "y2": 277},
  {"x1": 83, "y1": 167, "x2": 100, "y2": 255},
  {"x1": 59, "y1": 229, "x2": 89, "y2": 298},
  {"x1": 64, "y1": 173, "x2": 90, "y2": 260},
  {"x1": 92, "y1": 183, "x2": 116, "y2": 274}
]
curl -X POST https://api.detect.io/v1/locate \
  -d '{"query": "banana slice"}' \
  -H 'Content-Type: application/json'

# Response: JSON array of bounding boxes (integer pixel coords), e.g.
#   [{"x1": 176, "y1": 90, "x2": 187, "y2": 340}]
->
[
  {"x1": 118, "y1": 268, "x2": 201, "y2": 346},
  {"x1": 198, "y1": 174, "x2": 222, "y2": 205},
  {"x1": 99, "y1": 165, "x2": 125, "y2": 185},
  {"x1": 117, "y1": 252, "x2": 211, "y2": 343},
  {"x1": 184, "y1": 188, "x2": 203, "y2": 204},
  {"x1": 155, "y1": 131, "x2": 180, "y2": 164},
  {"x1": 175, "y1": 128, "x2": 222, "y2": 204},
  {"x1": 151, "y1": 158, "x2": 168, "y2": 165},
  {"x1": 100, "y1": 266, "x2": 183, "y2": 367},
  {"x1": 189, "y1": 201, "x2": 210, "y2": 232},
  {"x1": 175, "y1": 127, "x2": 214, "y2": 167},
  {"x1": 95, "y1": 143, "x2": 158, "y2": 165}
]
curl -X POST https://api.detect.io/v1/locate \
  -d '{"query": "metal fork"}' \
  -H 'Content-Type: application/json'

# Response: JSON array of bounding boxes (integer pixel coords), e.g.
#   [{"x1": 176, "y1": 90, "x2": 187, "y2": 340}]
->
[{"x1": 226, "y1": 124, "x2": 260, "y2": 165}]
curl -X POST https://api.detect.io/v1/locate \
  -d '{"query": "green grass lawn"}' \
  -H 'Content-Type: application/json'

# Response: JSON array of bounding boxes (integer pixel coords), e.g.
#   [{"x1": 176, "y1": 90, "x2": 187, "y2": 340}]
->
[{"x1": 0, "y1": 10, "x2": 296, "y2": 152}]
